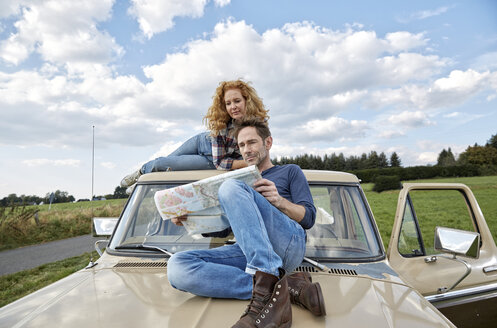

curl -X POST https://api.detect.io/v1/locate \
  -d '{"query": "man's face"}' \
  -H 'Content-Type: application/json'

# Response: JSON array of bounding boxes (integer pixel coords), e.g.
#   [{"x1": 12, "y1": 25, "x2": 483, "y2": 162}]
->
[{"x1": 237, "y1": 127, "x2": 270, "y2": 167}]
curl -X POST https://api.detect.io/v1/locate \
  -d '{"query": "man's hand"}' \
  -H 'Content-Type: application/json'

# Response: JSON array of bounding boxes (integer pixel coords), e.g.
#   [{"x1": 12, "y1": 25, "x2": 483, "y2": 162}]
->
[
  {"x1": 253, "y1": 178, "x2": 283, "y2": 208},
  {"x1": 172, "y1": 215, "x2": 187, "y2": 226},
  {"x1": 253, "y1": 178, "x2": 306, "y2": 223}
]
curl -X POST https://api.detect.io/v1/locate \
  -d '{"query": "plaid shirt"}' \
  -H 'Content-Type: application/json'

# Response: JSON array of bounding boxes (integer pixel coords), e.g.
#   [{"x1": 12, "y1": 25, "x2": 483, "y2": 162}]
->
[{"x1": 211, "y1": 120, "x2": 242, "y2": 170}]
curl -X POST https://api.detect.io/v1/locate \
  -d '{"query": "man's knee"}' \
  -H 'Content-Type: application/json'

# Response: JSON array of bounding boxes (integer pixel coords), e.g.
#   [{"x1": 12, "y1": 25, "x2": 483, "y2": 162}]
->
[
  {"x1": 167, "y1": 252, "x2": 194, "y2": 290},
  {"x1": 218, "y1": 179, "x2": 248, "y2": 201}
]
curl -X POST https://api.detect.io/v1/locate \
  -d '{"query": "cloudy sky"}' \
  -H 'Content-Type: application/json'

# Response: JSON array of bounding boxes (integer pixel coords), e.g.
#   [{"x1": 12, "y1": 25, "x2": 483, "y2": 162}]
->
[{"x1": 1, "y1": 0, "x2": 496, "y2": 200}]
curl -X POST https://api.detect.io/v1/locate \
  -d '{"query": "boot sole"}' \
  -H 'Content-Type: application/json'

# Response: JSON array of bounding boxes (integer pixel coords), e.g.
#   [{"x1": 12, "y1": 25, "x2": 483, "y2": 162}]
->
[{"x1": 312, "y1": 282, "x2": 326, "y2": 316}]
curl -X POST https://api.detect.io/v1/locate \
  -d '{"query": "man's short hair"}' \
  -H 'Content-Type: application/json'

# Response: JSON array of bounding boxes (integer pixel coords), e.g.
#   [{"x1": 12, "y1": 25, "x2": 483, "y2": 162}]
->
[{"x1": 233, "y1": 118, "x2": 271, "y2": 141}]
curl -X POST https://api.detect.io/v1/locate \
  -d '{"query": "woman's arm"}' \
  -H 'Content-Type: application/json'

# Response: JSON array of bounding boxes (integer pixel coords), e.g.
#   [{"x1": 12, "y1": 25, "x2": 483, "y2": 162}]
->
[
  {"x1": 211, "y1": 124, "x2": 246, "y2": 170},
  {"x1": 230, "y1": 159, "x2": 248, "y2": 170}
]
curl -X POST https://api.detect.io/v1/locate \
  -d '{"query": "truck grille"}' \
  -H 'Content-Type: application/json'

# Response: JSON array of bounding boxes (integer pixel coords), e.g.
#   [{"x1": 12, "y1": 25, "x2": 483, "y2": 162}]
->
[
  {"x1": 294, "y1": 265, "x2": 358, "y2": 276},
  {"x1": 114, "y1": 261, "x2": 167, "y2": 268}
]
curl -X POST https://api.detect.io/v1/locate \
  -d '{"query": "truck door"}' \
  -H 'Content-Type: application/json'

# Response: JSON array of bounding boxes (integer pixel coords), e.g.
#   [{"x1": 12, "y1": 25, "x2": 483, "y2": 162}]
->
[{"x1": 386, "y1": 183, "x2": 491, "y2": 296}]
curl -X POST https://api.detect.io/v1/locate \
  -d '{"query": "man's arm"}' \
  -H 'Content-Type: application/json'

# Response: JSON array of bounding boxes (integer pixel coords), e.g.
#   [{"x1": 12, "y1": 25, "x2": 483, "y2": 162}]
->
[{"x1": 253, "y1": 178, "x2": 305, "y2": 222}]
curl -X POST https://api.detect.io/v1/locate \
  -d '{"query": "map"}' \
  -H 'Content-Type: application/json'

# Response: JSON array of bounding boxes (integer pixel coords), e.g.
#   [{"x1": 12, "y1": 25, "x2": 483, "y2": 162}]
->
[{"x1": 154, "y1": 165, "x2": 262, "y2": 235}]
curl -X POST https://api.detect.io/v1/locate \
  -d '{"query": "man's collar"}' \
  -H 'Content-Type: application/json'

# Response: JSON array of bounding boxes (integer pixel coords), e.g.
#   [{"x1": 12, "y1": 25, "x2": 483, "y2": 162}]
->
[{"x1": 258, "y1": 162, "x2": 274, "y2": 173}]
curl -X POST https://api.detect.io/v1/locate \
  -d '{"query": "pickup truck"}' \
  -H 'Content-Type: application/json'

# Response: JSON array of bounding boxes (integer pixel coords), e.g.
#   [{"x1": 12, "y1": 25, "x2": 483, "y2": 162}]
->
[{"x1": 0, "y1": 170, "x2": 495, "y2": 327}]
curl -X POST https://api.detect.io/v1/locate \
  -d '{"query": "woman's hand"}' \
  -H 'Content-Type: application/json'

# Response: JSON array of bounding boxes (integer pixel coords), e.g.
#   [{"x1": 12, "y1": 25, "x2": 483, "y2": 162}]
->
[{"x1": 172, "y1": 215, "x2": 187, "y2": 226}]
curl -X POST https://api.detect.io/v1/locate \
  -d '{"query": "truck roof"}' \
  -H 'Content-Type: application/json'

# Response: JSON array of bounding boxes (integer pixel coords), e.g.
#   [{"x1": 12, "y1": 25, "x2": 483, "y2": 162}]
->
[{"x1": 137, "y1": 169, "x2": 360, "y2": 184}]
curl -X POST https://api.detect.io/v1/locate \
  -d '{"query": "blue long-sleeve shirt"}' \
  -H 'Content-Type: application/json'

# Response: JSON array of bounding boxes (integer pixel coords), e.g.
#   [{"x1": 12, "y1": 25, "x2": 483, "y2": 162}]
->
[{"x1": 261, "y1": 164, "x2": 316, "y2": 229}]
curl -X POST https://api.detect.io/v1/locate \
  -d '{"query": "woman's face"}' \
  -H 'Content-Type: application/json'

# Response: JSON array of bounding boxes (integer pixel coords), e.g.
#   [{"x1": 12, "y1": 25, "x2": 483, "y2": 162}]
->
[{"x1": 224, "y1": 88, "x2": 247, "y2": 121}]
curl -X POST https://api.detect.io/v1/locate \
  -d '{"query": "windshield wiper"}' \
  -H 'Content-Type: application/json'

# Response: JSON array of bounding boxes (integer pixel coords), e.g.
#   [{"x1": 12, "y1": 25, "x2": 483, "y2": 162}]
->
[
  {"x1": 115, "y1": 244, "x2": 174, "y2": 257},
  {"x1": 303, "y1": 257, "x2": 330, "y2": 272}
]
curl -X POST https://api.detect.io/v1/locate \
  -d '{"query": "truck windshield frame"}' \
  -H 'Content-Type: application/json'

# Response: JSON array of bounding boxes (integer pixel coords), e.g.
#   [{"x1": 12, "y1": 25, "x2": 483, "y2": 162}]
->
[{"x1": 108, "y1": 182, "x2": 384, "y2": 261}]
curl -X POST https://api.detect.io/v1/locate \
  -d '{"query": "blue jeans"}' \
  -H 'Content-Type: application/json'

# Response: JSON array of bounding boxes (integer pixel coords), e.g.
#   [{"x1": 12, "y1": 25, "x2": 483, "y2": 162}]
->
[
  {"x1": 141, "y1": 132, "x2": 216, "y2": 173},
  {"x1": 167, "y1": 179, "x2": 306, "y2": 299}
]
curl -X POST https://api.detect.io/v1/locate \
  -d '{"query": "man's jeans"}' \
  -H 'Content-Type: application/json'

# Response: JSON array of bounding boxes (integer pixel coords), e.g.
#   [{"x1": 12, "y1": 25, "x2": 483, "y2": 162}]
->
[
  {"x1": 141, "y1": 132, "x2": 216, "y2": 173},
  {"x1": 167, "y1": 179, "x2": 306, "y2": 299}
]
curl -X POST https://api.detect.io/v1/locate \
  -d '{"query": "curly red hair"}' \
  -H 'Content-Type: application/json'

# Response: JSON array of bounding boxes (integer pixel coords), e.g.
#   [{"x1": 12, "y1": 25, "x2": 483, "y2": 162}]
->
[{"x1": 203, "y1": 80, "x2": 269, "y2": 135}]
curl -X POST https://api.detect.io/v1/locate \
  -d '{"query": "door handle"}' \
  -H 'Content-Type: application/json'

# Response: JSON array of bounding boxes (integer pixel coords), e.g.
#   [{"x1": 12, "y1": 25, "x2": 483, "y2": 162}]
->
[{"x1": 424, "y1": 256, "x2": 437, "y2": 263}]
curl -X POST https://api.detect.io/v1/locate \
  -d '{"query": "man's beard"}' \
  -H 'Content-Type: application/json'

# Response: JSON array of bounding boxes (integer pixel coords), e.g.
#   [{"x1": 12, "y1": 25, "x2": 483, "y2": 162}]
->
[{"x1": 250, "y1": 149, "x2": 268, "y2": 168}]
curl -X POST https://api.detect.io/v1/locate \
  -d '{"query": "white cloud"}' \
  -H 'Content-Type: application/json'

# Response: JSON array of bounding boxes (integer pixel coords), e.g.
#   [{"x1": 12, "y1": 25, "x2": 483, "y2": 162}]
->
[
  {"x1": 412, "y1": 6, "x2": 451, "y2": 20},
  {"x1": 214, "y1": 0, "x2": 231, "y2": 7},
  {"x1": 397, "y1": 6, "x2": 452, "y2": 23},
  {"x1": 129, "y1": 0, "x2": 208, "y2": 39},
  {"x1": 1, "y1": 16, "x2": 496, "y2": 156},
  {"x1": 387, "y1": 110, "x2": 434, "y2": 127},
  {"x1": 298, "y1": 116, "x2": 369, "y2": 142},
  {"x1": 0, "y1": 0, "x2": 23, "y2": 19},
  {"x1": 378, "y1": 130, "x2": 406, "y2": 139},
  {"x1": 0, "y1": 0, "x2": 121, "y2": 68},
  {"x1": 434, "y1": 69, "x2": 487, "y2": 92},
  {"x1": 441, "y1": 111, "x2": 486, "y2": 123},
  {"x1": 149, "y1": 141, "x2": 185, "y2": 160},
  {"x1": 417, "y1": 152, "x2": 438, "y2": 164},
  {"x1": 22, "y1": 159, "x2": 81, "y2": 167},
  {"x1": 384, "y1": 31, "x2": 427, "y2": 51},
  {"x1": 444, "y1": 111, "x2": 461, "y2": 118},
  {"x1": 140, "y1": 20, "x2": 446, "y2": 126},
  {"x1": 368, "y1": 69, "x2": 497, "y2": 111}
]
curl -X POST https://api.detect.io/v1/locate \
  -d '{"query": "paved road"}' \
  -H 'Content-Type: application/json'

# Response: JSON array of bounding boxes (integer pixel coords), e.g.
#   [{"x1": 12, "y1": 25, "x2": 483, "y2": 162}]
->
[{"x1": 0, "y1": 234, "x2": 105, "y2": 276}]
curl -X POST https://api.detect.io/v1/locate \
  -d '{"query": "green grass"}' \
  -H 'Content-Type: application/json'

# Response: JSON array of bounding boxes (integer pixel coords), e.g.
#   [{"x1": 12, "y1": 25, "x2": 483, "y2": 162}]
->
[
  {"x1": 0, "y1": 251, "x2": 99, "y2": 308},
  {"x1": 364, "y1": 175, "x2": 497, "y2": 250},
  {"x1": 36, "y1": 199, "x2": 126, "y2": 211},
  {"x1": 0, "y1": 199, "x2": 126, "y2": 251}
]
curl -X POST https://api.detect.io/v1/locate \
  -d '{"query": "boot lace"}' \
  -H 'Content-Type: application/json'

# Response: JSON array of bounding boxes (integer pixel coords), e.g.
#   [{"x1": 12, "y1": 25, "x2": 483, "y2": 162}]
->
[{"x1": 243, "y1": 293, "x2": 272, "y2": 319}]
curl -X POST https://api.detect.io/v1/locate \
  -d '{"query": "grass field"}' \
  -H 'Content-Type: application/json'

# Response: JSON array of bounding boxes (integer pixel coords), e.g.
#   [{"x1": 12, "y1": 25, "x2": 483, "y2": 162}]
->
[
  {"x1": 364, "y1": 175, "x2": 497, "y2": 250},
  {"x1": 0, "y1": 199, "x2": 126, "y2": 251},
  {"x1": 0, "y1": 251, "x2": 99, "y2": 308}
]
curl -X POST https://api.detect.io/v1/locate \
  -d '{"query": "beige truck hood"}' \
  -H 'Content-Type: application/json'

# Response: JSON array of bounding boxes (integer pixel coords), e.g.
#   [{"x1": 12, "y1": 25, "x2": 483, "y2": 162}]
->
[{"x1": 0, "y1": 260, "x2": 454, "y2": 328}]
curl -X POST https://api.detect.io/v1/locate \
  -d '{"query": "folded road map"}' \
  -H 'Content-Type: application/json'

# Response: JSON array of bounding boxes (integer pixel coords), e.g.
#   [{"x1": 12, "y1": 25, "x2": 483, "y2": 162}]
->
[{"x1": 154, "y1": 165, "x2": 262, "y2": 235}]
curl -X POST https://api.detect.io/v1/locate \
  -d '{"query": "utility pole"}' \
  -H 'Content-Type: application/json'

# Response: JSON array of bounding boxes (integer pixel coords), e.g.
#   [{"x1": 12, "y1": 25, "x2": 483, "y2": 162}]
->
[{"x1": 91, "y1": 125, "x2": 95, "y2": 201}]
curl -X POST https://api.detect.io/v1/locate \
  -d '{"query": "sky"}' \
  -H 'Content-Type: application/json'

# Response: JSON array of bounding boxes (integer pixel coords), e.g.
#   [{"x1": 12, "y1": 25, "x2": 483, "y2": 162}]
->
[{"x1": 0, "y1": 0, "x2": 496, "y2": 200}]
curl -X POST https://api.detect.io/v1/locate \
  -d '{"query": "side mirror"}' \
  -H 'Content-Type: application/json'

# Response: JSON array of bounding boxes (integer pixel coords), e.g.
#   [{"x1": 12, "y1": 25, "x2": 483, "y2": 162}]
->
[
  {"x1": 432, "y1": 227, "x2": 480, "y2": 294},
  {"x1": 434, "y1": 226, "x2": 480, "y2": 259},
  {"x1": 92, "y1": 217, "x2": 118, "y2": 237},
  {"x1": 92, "y1": 217, "x2": 118, "y2": 257}
]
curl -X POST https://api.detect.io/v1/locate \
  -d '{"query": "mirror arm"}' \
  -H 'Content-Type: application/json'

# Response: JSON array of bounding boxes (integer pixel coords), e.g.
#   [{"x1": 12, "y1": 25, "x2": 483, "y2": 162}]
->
[
  {"x1": 95, "y1": 240, "x2": 109, "y2": 257},
  {"x1": 437, "y1": 255, "x2": 472, "y2": 293}
]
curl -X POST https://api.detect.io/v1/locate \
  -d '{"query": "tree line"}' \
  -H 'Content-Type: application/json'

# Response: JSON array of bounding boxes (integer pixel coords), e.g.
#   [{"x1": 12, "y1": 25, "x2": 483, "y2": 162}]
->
[
  {"x1": 0, "y1": 186, "x2": 128, "y2": 207},
  {"x1": 437, "y1": 133, "x2": 497, "y2": 167},
  {"x1": 274, "y1": 151, "x2": 401, "y2": 171},
  {"x1": 273, "y1": 132, "x2": 497, "y2": 172}
]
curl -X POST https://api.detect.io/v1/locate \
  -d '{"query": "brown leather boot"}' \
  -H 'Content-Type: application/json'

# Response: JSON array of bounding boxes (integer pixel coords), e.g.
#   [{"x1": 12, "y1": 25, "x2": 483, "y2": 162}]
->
[
  {"x1": 232, "y1": 270, "x2": 292, "y2": 328},
  {"x1": 286, "y1": 272, "x2": 326, "y2": 316}
]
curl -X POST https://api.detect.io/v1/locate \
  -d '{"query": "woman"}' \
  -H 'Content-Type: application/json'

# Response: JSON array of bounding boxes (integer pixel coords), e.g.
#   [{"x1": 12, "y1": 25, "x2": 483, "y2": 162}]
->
[{"x1": 120, "y1": 79, "x2": 269, "y2": 188}]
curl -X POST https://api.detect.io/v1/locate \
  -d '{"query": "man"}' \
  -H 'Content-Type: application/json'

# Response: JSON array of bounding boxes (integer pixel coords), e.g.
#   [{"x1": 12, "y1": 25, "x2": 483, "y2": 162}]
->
[{"x1": 167, "y1": 119, "x2": 326, "y2": 328}]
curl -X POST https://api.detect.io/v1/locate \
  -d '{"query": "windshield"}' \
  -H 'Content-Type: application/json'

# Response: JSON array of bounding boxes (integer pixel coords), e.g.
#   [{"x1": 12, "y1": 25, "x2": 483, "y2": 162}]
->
[{"x1": 109, "y1": 183, "x2": 382, "y2": 260}]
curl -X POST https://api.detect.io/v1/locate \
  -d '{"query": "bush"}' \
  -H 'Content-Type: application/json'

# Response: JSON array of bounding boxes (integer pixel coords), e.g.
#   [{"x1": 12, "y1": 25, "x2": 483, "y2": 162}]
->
[
  {"x1": 353, "y1": 164, "x2": 483, "y2": 183},
  {"x1": 373, "y1": 175, "x2": 401, "y2": 192}
]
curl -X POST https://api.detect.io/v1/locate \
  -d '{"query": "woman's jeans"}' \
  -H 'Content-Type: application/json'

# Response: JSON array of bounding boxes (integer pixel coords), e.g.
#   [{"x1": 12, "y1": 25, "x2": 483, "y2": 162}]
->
[
  {"x1": 141, "y1": 132, "x2": 216, "y2": 173},
  {"x1": 167, "y1": 180, "x2": 306, "y2": 300}
]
